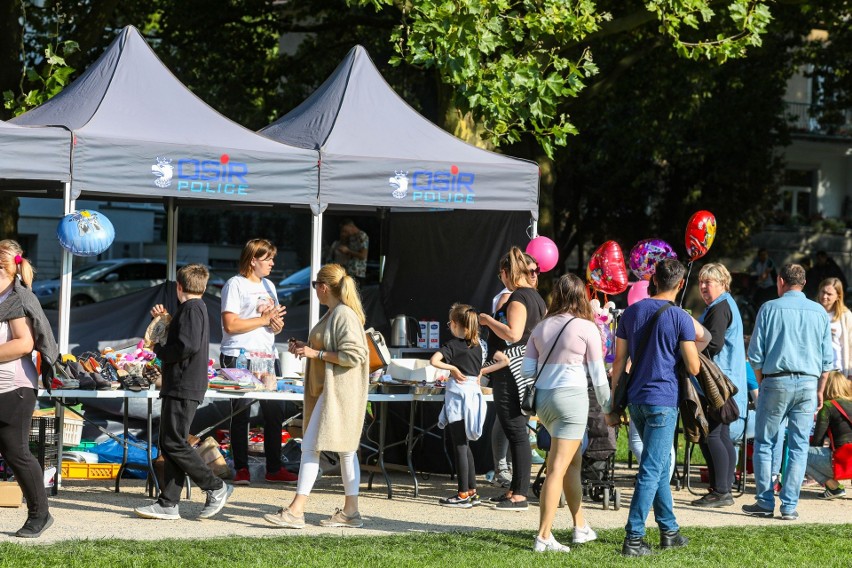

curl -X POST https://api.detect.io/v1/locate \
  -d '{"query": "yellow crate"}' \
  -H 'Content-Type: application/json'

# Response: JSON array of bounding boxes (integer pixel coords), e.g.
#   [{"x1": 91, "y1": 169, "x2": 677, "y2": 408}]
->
[{"x1": 61, "y1": 462, "x2": 122, "y2": 480}]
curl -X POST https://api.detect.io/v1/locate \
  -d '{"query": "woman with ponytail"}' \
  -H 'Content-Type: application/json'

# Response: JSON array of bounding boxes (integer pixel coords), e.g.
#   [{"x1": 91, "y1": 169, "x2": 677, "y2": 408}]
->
[
  {"x1": 0, "y1": 240, "x2": 53, "y2": 538},
  {"x1": 264, "y1": 264, "x2": 369, "y2": 529}
]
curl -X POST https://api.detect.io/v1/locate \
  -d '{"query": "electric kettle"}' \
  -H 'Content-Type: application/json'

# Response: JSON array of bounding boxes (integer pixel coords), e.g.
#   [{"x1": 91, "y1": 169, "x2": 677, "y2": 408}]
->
[{"x1": 390, "y1": 315, "x2": 421, "y2": 347}]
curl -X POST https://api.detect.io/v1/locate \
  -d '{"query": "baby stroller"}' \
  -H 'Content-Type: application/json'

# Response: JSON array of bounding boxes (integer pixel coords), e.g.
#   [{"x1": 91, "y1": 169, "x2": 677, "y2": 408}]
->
[{"x1": 582, "y1": 384, "x2": 621, "y2": 510}]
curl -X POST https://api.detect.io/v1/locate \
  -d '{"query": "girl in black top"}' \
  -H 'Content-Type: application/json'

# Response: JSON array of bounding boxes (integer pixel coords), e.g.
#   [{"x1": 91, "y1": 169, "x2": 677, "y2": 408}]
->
[
  {"x1": 479, "y1": 247, "x2": 547, "y2": 510},
  {"x1": 808, "y1": 371, "x2": 852, "y2": 498}
]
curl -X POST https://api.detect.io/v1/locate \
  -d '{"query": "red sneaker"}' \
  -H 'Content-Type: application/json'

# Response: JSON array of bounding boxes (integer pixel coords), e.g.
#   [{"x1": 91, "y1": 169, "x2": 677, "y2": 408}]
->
[
  {"x1": 265, "y1": 469, "x2": 298, "y2": 484},
  {"x1": 233, "y1": 467, "x2": 251, "y2": 486}
]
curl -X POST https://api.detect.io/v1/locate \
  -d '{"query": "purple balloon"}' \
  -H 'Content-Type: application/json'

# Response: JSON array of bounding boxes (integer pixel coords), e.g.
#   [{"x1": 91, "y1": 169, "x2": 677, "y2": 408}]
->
[{"x1": 629, "y1": 239, "x2": 677, "y2": 280}]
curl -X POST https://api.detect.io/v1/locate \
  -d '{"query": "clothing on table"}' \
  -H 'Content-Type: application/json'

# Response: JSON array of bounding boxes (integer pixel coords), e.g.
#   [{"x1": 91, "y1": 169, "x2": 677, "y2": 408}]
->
[
  {"x1": 154, "y1": 298, "x2": 210, "y2": 403},
  {"x1": 438, "y1": 376, "x2": 487, "y2": 441},
  {"x1": 219, "y1": 275, "x2": 278, "y2": 357}
]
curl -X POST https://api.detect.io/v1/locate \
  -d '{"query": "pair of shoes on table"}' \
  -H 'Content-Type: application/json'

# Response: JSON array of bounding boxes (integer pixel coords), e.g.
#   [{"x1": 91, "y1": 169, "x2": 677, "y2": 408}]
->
[
  {"x1": 198, "y1": 483, "x2": 233, "y2": 519},
  {"x1": 319, "y1": 508, "x2": 363, "y2": 528},
  {"x1": 264, "y1": 507, "x2": 305, "y2": 529},
  {"x1": 742, "y1": 502, "x2": 774, "y2": 518},
  {"x1": 15, "y1": 513, "x2": 53, "y2": 538},
  {"x1": 622, "y1": 537, "x2": 653, "y2": 557},
  {"x1": 265, "y1": 469, "x2": 298, "y2": 484},
  {"x1": 439, "y1": 494, "x2": 474, "y2": 509},
  {"x1": 233, "y1": 467, "x2": 251, "y2": 486},
  {"x1": 67, "y1": 361, "x2": 111, "y2": 390},
  {"x1": 690, "y1": 491, "x2": 734, "y2": 508},
  {"x1": 135, "y1": 502, "x2": 180, "y2": 520},
  {"x1": 818, "y1": 485, "x2": 846, "y2": 500},
  {"x1": 533, "y1": 534, "x2": 570, "y2": 553},
  {"x1": 660, "y1": 530, "x2": 689, "y2": 549},
  {"x1": 495, "y1": 498, "x2": 528, "y2": 511},
  {"x1": 572, "y1": 524, "x2": 597, "y2": 544}
]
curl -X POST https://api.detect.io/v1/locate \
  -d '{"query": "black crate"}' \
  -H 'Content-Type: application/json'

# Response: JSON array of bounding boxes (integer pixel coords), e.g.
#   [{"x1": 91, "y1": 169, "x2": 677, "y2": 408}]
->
[{"x1": 29, "y1": 416, "x2": 59, "y2": 470}]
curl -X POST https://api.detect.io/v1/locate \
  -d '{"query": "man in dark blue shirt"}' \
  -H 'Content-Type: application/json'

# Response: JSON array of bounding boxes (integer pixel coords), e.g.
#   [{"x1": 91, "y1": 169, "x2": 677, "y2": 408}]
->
[{"x1": 611, "y1": 259, "x2": 701, "y2": 557}]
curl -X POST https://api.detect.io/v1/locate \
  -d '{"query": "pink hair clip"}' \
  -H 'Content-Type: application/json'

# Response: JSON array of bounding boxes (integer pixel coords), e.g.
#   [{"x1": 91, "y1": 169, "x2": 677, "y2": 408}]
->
[{"x1": 14, "y1": 254, "x2": 22, "y2": 265}]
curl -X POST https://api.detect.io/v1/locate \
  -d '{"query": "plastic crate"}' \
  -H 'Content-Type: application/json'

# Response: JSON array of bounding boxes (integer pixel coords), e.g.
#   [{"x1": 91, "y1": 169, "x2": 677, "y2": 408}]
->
[
  {"x1": 29, "y1": 416, "x2": 84, "y2": 448},
  {"x1": 66, "y1": 442, "x2": 97, "y2": 453},
  {"x1": 61, "y1": 462, "x2": 122, "y2": 480}
]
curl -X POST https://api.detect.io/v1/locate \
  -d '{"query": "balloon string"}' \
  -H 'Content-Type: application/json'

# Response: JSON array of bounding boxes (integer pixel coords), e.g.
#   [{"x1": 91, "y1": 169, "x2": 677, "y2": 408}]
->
[{"x1": 680, "y1": 260, "x2": 694, "y2": 307}]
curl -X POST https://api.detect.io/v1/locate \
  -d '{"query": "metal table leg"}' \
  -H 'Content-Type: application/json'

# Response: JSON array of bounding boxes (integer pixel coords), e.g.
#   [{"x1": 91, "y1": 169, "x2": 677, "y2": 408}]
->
[{"x1": 405, "y1": 400, "x2": 419, "y2": 497}]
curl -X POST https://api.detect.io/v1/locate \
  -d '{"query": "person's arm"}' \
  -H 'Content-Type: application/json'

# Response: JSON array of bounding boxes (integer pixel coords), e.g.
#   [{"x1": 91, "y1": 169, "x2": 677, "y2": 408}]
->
[
  {"x1": 482, "y1": 351, "x2": 509, "y2": 375},
  {"x1": 692, "y1": 319, "x2": 712, "y2": 353},
  {"x1": 480, "y1": 298, "x2": 528, "y2": 344},
  {"x1": 0, "y1": 317, "x2": 35, "y2": 363},
  {"x1": 586, "y1": 325, "x2": 612, "y2": 415},
  {"x1": 810, "y1": 405, "x2": 830, "y2": 446},
  {"x1": 748, "y1": 307, "x2": 767, "y2": 384},
  {"x1": 430, "y1": 351, "x2": 465, "y2": 382},
  {"x1": 607, "y1": 336, "x2": 629, "y2": 423},
  {"x1": 680, "y1": 340, "x2": 700, "y2": 376},
  {"x1": 154, "y1": 305, "x2": 204, "y2": 363}
]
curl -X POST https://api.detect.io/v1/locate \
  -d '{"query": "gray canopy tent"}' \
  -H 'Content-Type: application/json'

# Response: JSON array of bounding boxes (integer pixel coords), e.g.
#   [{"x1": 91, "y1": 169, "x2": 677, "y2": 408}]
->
[
  {"x1": 0, "y1": 120, "x2": 71, "y2": 191},
  {"x1": 11, "y1": 25, "x2": 318, "y2": 352},
  {"x1": 260, "y1": 45, "x2": 540, "y2": 326}
]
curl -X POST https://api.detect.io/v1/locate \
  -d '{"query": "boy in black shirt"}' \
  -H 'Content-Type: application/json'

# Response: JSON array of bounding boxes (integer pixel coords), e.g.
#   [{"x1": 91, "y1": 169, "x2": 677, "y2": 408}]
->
[{"x1": 135, "y1": 264, "x2": 233, "y2": 520}]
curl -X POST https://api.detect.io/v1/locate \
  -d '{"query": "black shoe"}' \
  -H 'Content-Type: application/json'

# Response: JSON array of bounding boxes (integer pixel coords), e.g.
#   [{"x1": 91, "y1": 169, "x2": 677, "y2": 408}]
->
[
  {"x1": 622, "y1": 537, "x2": 653, "y2": 557},
  {"x1": 691, "y1": 491, "x2": 734, "y2": 508},
  {"x1": 742, "y1": 502, "x2": 774, "y2": 518},
  {"x1": 495, "y1": 498, "x2": 528, "y2": 511},
  {"x1": 659, "y1": 530, "x2": 689, "y2": 549},
  {"x1": 15, "y1": 513, "x2": 54, "y2": 538},
  {"x1": 488, "y1": 494, "x2": 510, "y2": 505}
]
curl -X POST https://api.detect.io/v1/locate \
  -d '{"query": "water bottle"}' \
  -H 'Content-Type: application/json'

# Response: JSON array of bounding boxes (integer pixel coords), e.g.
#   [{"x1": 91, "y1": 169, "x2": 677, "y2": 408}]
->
[{"x1": 235, "y1": 348, "x2": 248, "y2": 370}]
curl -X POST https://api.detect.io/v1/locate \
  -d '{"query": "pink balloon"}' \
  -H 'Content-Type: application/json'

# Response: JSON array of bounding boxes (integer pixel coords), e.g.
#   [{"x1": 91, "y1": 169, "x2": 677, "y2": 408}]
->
[
  {"x1": 526, "y1": 236, "x2": 559, "y2": 273},
  {"x1": 627, "y1": 280, "x2": 650, "y2": 306}
]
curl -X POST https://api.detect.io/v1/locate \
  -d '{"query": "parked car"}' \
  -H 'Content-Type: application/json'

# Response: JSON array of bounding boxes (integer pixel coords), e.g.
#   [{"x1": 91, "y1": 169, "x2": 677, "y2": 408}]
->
[
  {"x1": 276, "y1": 261, "x2": 380, "y2": 307},
  {"x1": 32, "y1": 258, "x2": 226, "y2": 308}
]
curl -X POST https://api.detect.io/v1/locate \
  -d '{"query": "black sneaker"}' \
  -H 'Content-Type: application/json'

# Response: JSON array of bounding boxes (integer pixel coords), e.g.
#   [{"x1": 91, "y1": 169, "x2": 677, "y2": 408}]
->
[
  {"x1": 468, "y1": 494, "x2": 481, "y2": 506},
  {"x1": 438, "y1": 494, "x2": 473, "y2": 508},
  {"x1": 495, "y1": 498, "x2": 528, "y2": 511},
  {"x1": 780, "y1": 510, "x2": 799, "y2": 521},
  {"x1": 622, "y1": 537, "x2": 653, "y2": 557},
  {"x1": 691, "y1": 491, "x2": 734, "y2": 508},
  {"x1": 15, "y1": 513, "x2": 54, "y2": 538},
  {"x1": 819, "y1": 486, "x2": 846, "y2": 500},
  {"x1": 659, "y1": 530, "x2": 689, "y2": 549},
  {"x1": 488, "y1": 494, "x2": 510, "y2": 505},
  {"x1": 742, "y1": 502, "x2": 774, "y2": 518}
]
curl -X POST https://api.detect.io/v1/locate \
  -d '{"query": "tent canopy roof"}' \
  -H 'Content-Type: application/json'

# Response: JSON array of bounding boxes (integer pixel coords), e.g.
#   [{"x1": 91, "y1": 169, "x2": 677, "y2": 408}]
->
[{"x1": 0, "y1": 120, "x2": 71, "y2": 184}]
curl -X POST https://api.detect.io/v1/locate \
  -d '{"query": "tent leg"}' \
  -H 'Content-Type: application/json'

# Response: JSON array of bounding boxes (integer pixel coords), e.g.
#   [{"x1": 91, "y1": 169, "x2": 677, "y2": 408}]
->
[
  {"x1": 308, "y1": 209, "x2": 323, "y2": 330},
  {"x1": 57, "y1": 183, "x2": 74, "y2": 354},
  {"x1": 166, "y1": 198, "x2": 178, "y2": 281}
]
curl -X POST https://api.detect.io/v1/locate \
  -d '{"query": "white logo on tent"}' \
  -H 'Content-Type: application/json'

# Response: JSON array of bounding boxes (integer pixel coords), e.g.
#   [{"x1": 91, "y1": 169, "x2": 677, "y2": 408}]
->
[
  {"x1": 152, "y1": 157, "x2": 174, "y2": 188},
  {"x1": 389, "y1": 170, "x2": 409, "y2": 199}
]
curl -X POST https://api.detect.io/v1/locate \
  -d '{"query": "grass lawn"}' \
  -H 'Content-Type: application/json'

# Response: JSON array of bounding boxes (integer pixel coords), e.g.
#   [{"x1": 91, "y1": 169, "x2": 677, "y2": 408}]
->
[{"x1": 2, "y1": 525, "x2": 849, "y2": 567}]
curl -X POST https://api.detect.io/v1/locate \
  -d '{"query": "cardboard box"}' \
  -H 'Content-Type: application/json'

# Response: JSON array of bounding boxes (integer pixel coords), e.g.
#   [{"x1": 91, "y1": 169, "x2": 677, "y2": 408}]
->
[
  {"x1": 0, "y1": 482, "x2": 23, "y2": 508},
  {"x1": 417, "y1": 321, "x2": 428, "y2": 348},
  {"x1": 428, "y1": 321, "x2": 440, "y2": 350},
  {"x1": 386, "y1": 358, "x2": 448, "y2": 383}
]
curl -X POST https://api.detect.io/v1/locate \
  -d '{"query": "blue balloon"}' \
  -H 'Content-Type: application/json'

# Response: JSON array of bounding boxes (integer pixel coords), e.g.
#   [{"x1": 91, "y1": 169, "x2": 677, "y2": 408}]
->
[{"x1": 56, "y1": 210, "x2": 115, "y2": 257}]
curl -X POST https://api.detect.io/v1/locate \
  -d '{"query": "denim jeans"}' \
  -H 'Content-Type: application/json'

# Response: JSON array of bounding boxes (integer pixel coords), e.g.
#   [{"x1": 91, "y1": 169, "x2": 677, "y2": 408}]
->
[
  {"x1": 805, "y1": 446, "x2": 834, "y2": 484},
  {"x1": 753, "y1": 375, "x2": 817, "y2": 514},
  {"x1": 628, "y1": 418, "x2": 676, "y2": 482},
  {"x1": 626, "y1": 404, "x2": 679, "y2": 539}
]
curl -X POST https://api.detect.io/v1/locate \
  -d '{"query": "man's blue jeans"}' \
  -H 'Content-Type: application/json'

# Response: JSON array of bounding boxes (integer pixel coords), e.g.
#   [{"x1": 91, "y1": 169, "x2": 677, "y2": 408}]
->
[
  {"x1": 626, "y1": 404, "x2": 679, "y2": 539},
  {"x1": 753, "y1": 375, "x2": 817, "y2": 514}
]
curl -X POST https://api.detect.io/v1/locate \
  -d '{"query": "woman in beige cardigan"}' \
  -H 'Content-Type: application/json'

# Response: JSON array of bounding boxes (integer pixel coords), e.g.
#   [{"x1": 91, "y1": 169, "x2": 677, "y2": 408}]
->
[{"x1": 264, "y1": 264, "x2": 369, "y2": 529}]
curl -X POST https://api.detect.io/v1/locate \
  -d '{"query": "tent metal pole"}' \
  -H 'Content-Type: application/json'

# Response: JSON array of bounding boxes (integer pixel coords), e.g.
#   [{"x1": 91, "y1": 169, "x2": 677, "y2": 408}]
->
[
  {"x1": 57, "y1": 182, "x2": 74, "y2": 353},
  {"x1": 166, "y1": 198, "x2": 178, "y2": 281},
  {"x1": 308, "y1": 208, "x2": 323, "y2": 330},
  {"x1": 530, "y1": 218, "x2": 538, "y2": 239}
]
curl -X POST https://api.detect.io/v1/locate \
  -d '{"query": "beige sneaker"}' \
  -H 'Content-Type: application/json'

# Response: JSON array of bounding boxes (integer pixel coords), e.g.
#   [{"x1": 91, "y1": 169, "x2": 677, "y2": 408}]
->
[
  {"x1": 263, "y1": 507, "x2": 305, "y2": 529},
  {"x1": 319, "y1": 508, "x2": 363, "y2": 528}
]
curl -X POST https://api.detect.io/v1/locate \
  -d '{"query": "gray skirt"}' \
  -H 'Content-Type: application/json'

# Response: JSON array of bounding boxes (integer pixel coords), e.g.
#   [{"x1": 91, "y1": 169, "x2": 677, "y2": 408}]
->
[{"x1": 536, "y1": 386, "x2": 589, "y2": 440}]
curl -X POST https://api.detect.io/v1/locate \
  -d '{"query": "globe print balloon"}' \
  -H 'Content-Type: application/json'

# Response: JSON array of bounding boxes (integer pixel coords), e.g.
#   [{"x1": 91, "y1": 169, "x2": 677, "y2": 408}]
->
[{"x1": 56, "y1": 210, "x2": 115, "y2": 257}]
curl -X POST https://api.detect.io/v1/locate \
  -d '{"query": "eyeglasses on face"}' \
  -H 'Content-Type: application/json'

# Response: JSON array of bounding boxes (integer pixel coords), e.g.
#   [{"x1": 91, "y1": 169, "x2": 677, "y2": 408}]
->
[
  {"x1": 311, "y1": 280, "x2": 320, "y2": 289},
  {"x1": 530, "y1": 266, "x2": 540, "y2": 275}
]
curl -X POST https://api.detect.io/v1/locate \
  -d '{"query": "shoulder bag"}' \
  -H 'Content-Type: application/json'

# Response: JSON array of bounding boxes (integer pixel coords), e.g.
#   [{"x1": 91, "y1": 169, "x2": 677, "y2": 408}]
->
[
  {"x1": 611, "y1": 303, "x2": 673, "y2": 415},
  {"x1": 827, "y1": 400, "x2": 852, "y2": 481},
  {"x1": 365, "y1": 327, "x2": 391, "y2": 373},
  {"x1": 520, "y1": 317, "x2": 576, "y2": 416}
]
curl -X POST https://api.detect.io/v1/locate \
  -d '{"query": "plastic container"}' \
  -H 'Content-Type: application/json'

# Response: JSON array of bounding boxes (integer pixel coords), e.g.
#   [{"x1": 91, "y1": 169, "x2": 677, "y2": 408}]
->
[
  {"x1": 235, "y1": 348, "x2": 248, "y2": 370},
  {"x1": 61, "y1": 462, "x2": 122, "y2": 480}
]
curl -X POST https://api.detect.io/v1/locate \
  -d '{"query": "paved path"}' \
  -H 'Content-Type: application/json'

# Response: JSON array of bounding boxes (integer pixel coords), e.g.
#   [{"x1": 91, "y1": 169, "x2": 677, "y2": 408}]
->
[{"x1": 2, "y1": 464, "x2": 849, "y2": 544}]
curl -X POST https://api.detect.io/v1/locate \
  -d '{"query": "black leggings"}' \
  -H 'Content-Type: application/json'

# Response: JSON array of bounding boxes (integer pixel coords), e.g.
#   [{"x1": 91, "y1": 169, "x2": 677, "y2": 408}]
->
[
  {"x1": 492, "y1": 369, "x2": 530, "y2": 498},
  {"x1": 699, "y1": 418, "x2": 736, "y2": 493},
  {"x1": 447, "y1": 420, "x2": 476, "y2": 493},
  {"x1": 0, "y1": 388, "x2": 49, "y2": 517}
]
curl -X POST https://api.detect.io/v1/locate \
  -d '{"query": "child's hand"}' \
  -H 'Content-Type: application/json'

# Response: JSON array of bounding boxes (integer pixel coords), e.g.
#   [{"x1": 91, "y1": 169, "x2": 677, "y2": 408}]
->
[
  {"x1": 450, "y1": 367, "x2": 466, "y2": 382},
  {"x1": 150, "y1": 304, "x2": 168, "y2": 318}
]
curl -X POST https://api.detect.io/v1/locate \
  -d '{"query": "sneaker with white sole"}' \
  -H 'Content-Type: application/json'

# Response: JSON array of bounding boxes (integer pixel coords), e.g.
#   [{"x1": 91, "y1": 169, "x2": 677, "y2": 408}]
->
[
  {"x1": 134, "y1": 502, "x2": 180, "y2": 520},
  {"x1": 198, "y1": 483, "x2": 233, "y2": 519},
  {"x1": 438, "y1": 494, "x2": 473, "y2": 508},
  {"x1": 533, "y1": 534, "x2": 570, "y2": 553},
  {"x1": 264, "y1": 507, "x2": 306, "y2": 528},
  {"x1": 319, "y1": 508, "x2": 363, "y2": 528},
  {"x1": 819, "y1": 486, "x2": 845, "y2": 499},
  {"x1": 573, "y1": 524, "x2": 597, "y2": 544}
]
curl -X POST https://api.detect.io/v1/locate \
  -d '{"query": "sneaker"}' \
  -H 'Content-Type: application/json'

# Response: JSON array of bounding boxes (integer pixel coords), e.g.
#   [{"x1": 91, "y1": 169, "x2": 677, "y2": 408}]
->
[
  {"x1": 780, "y1": 510, "x2": 799, "y2": 521},
  {"x1": 691, "y1": 491, "x2": 734, "y2": 508},
  {"x1": 533, "y1": 534, "x2": 570, "y2": 553},
  {"x1": 319, "y1": 508, "x2": 364, "y2": 528},
  {"x1": 134, "y1": 502, "x2": 180, "y2": 520},
  {"x1": 233, "y1": 467, "x2": 251, "y2": 486},
  {"x1": 439, "y1": 494, "x2": 473, "y2": 508},
  {"x1": 265, "y1": 469, "x2": 298, "y2": 484},
  {"x1": 492, "y1": 470, "x2": 512, "y2": 488},
  {"x1": 659, "y1": 530, "x2": 689, "y2": 549},
  {"x1": 198, "y1": 483, "x2": 233, "y2": 519},
  {"x1": 468, "y1": 493, "x2": 482, "y2": 506},
  {"x1": 741, "y1": 502, "x2": 774, "y2": 518},
  {"x1": 819, "y1": 486, "x2": 846, "y2": 500},
  {"x1": 15, "y1": 513, "x2": 54, "y2": 538},
  {"x1": 622, "y1": 537, "x2": 653, "y2": 557},
  {"x1": 488, "y1": 494, "x2": 511, "y2": 505},
  {"x1": 572, "y1": 524, "x2": 597, "y2": 544},
  {"x1": 495, "y1": 498, "x2": 528, "y2": 511},
  {"x1": 264, "y1": 507, "x2": 306, "y2": 528}
]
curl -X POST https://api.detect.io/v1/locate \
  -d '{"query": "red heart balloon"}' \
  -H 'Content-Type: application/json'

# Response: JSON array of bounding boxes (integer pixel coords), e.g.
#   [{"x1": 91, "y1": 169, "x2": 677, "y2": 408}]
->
[
  {"x1": 587, "y1": 240, "x2": 628, "y2": 295},
  {"x1": 685, "y1": 210, "x2": 717, "y2": 260}
]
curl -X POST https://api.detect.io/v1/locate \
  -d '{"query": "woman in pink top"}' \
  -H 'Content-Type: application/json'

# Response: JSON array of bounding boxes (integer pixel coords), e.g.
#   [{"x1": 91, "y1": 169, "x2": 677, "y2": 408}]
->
[{"x1": 521, "y1": 273, "x2": 612, "y2": 553}]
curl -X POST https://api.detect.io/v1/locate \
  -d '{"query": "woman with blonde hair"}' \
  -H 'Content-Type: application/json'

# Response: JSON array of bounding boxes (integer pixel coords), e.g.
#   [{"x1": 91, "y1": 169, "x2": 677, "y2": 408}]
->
[
  {"x1": 817, "y1": 277, "x2": 852, "y2": 378},
  {"x1": 0, "y1": 240, "x2": 53, "y2": 537},
  {"x1": 265, "y1": 264, "x2": 369, "y2": 529},
  {"x1": 807, "y1": 371, "x2": 852, "y2": 499}
]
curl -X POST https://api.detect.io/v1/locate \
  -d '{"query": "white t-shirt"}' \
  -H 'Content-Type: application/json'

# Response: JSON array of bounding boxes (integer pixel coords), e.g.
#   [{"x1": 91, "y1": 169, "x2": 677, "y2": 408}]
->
[{"x1": 220, "y1": 275, "x2": 277, "y2": 357}]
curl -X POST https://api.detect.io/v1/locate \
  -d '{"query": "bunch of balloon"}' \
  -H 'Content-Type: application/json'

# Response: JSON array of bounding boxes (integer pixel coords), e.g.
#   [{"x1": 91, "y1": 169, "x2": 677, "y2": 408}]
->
[
  {"x1": 526, "y1": 235, "x2": 559, "y2": 273},
  {"x1": 586, "y1": 240, "x2": 628, "y2": 302},
  {"x1": 682, "y1": 210, "x2": 717, "y2": 305}
]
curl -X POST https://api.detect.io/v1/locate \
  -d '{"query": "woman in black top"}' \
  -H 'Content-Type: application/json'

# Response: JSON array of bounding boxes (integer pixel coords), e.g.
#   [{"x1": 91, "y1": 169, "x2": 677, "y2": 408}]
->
[
  {"x1": 807, "y1": 371, "x2": 852, "y2": 499},
  {"x1": 480, "y1": 247, "x2": 546, "y2": 510}
]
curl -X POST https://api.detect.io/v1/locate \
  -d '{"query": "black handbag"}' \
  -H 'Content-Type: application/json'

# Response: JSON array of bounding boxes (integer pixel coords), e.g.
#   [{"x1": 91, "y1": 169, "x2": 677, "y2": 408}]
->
[
  {"x1": 520, "y1": 317, "x2": 576, "y2": 415},
  {"x1": 612, "y1": 303, "x2": 673, "y2": 415}
]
